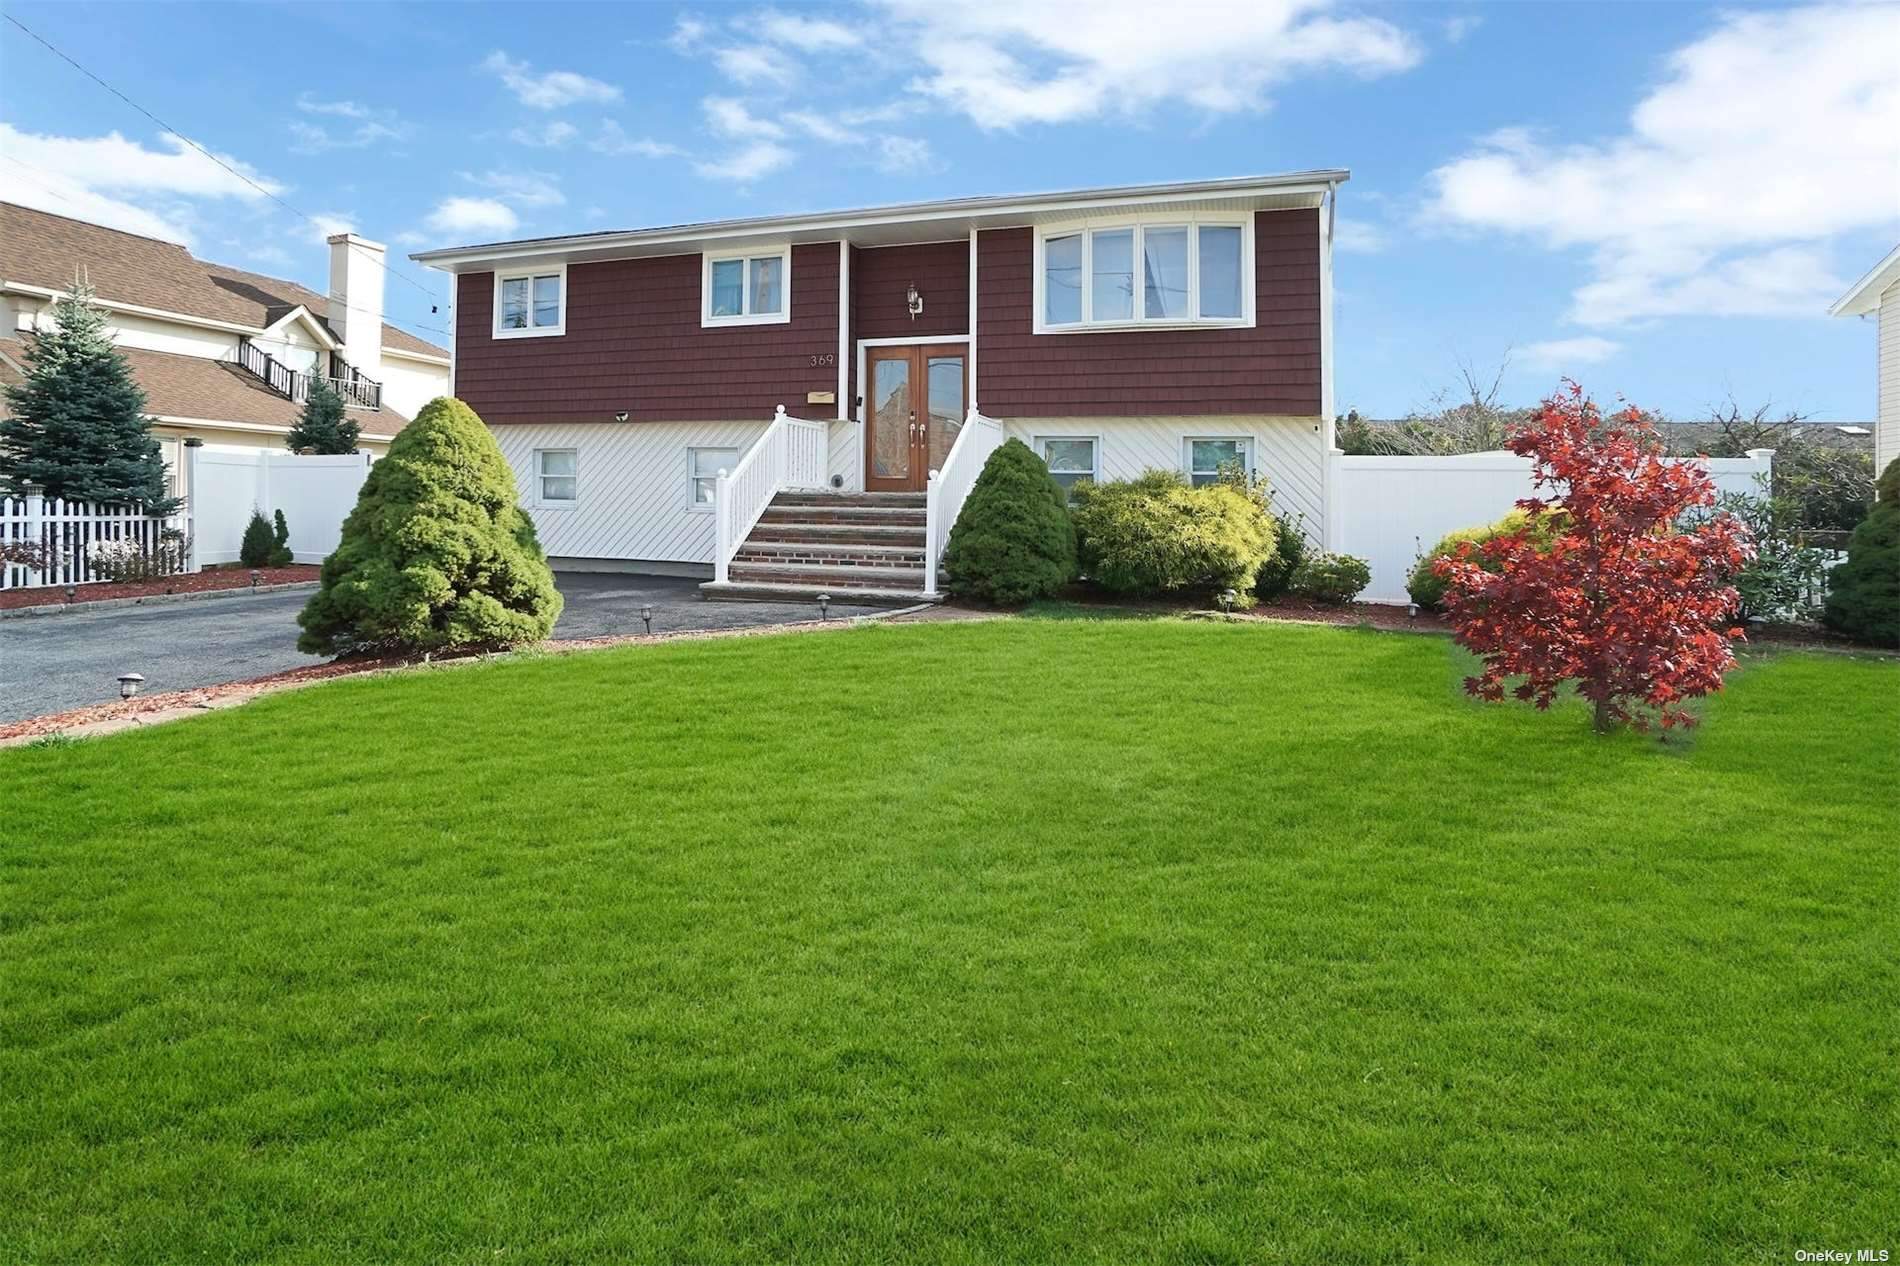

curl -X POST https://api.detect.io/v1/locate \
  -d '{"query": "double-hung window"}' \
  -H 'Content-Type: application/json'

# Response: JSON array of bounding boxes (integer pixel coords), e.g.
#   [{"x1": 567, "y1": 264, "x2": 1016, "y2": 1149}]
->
[
  {"x1": 689, "y1": 446, "x2": 739, "y2": 507},
  {"x1": 495, "y1": 266, "x2": 565, "y2": 338},
  {"x1": 535, "y1": 449, "x2": 577, "y2": 505},
  {"x1": 1038, "y1": 218, "x2": 1250, "y2": 331},
  {"x1": 703, "y1": 247, "x2": 790, "y2": 326},
  {"x1": 1035, "y1": 436, "x2": 1099, "y2": 498},
  {"x1": 1185, "y1": 438, "x2": 1252, "y2": 487}
]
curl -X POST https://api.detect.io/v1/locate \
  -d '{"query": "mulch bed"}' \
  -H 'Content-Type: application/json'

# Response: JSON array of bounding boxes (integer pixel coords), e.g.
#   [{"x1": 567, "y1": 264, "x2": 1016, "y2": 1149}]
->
[{"x1": 0, "y1": 565, "x2": 321, "y2": 611}]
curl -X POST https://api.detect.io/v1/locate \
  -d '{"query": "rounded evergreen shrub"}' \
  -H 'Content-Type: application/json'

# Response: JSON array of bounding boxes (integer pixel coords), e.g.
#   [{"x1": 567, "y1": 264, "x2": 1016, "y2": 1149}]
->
[
  {"x1": 941, "y1": 438, "x2": 1077, "y2": 605},
  {"x1": 1070, "y1": 469, "x2": 1275, "y2": 597},
  {"x1": 298, "y1": 397, "x2": 562, "y2": 656},
  {"x1": 1822, "y1": 457, "x2": 1900, "y2": 647},
  {"x1": 1407, "y1": 508, "x2": 1569, "y2": 610},
  {"x1": 1290, "y1": 553, "x2": 1372, "y2": 605},
  {"x1": 1254, "y1": 507, "x2": 1309, "y2": 600},
  {"x1": 238, "y1": 510, "x2": 275, "y2": 568}
]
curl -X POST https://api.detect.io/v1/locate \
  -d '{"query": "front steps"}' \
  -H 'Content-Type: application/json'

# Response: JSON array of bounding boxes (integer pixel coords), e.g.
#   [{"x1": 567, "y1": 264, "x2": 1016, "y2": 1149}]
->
[{"x1": 700, "y1": 491, "x2": 940, "y2": 605}]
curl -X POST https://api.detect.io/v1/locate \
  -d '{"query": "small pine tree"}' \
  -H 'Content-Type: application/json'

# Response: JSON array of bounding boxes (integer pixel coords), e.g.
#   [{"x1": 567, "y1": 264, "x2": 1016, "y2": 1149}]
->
[
  {"x1": 286, "y1": 377, "x2": 360, "y2": 454},
  {"x1": 0, "y1": 278, "x2": 177, "y2": 511},
  {"x1": 298, "y1": 397, "x2": 562, "y2": 655},
  {"x1": 239, "y1": 510, "x2": 275, "y2": 567},
  {"x1": 269, "y1": 509, "x2": 294, "y2": 567},
  {"x1": 1822, "y1": 457, "x2": 1900, "y2": 647},
  {"x1": 941, "y1": 438, "x2": 1077, "y2": 605}
]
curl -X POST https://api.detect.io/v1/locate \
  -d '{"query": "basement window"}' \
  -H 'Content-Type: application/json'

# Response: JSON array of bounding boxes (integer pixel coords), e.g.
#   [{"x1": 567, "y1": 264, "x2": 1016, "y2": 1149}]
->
[
  {"x1": 495, "y1": 265, "x2": 566, "y2": 339},
  {"x1": 535, "y1": 449, "x2": 578, "y2": 506},
  {"x1": 689, "y1": 446, "x2": 740, "y2": 508},
  {"x1": 1185, "y1": 437, "x2": 1252, "y2": 487},
  {"x1": 1035, "y1": 436, "x2": 1099, "y2": 498}
]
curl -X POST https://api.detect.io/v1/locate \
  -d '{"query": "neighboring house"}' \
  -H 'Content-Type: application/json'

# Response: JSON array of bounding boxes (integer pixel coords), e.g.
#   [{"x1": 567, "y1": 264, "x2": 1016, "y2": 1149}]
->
[
  {"x1": 0, "y1": 203, "x2": 450, "y2": 493},
  {"x1": 1831, "y1": 243, "x2": 1900, "y2": 483},
  {"x1": 413, "y1": 171, "x2": 1344, "y2": 600}
]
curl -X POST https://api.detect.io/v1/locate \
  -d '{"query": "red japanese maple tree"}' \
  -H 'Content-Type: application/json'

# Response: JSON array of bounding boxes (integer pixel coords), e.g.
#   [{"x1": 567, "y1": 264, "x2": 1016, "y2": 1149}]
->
[{"x1": 1432, "y1": 383, "x2": 1754, "y2": 733}]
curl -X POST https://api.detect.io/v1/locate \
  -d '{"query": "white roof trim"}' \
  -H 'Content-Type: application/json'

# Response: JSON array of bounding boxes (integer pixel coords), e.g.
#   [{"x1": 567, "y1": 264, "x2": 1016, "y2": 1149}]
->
[
  {"x1": 1830, "y1": 243, "x2": 1900, "y2": 317},
  {"x1": 150, "y1": 413, "x2": 400, "y2": 442},
  {"x1": 383, "y1": 345, "x2": 452, "y2": 367},
  {"x1": 259, "y1": 304, "x2": 340, "y2": 351},
  {"x1": 410, "y1": 170, "x2": 1349, "y2": 271}
]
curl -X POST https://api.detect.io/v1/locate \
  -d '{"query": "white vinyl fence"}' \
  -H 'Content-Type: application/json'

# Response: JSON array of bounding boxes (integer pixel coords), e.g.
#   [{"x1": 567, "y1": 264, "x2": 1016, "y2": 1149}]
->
[
  {"x1": 1328, "y1": 447, "x2": 1777, "y2": 605},
  {"x1": 187, "y1": 446, "x2": 372, "y2": 567},
  {"x1": 1, "y1": 496, "x2": 188, "y2": 590}
]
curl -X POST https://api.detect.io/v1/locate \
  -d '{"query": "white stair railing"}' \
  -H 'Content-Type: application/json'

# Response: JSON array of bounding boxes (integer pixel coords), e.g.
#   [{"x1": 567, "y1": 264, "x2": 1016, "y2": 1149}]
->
[
  {"x1": 713, "y1": 405, "x2": 830, "y2": 584},
  {"x1": 923, "y1": 407, "x2": 1006, "y2": 597}
]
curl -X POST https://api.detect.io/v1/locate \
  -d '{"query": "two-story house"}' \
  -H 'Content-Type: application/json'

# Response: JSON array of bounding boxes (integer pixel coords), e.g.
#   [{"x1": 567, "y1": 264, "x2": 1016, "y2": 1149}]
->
[
  {"x1": 0, "y1": 203, "x2": 449, "y2": 492},
  {"x1": 412, "y1": 171, "x2": 1344, "y2": 601}
]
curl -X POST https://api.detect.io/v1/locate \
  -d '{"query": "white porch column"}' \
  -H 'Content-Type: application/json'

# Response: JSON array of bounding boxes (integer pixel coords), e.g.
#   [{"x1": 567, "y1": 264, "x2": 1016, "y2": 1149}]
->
[
  {"x1": 713, "y1": 469, "x2": 731, "y2": 584},
  {"x1": 182, "y1": 438, "x2": 203, "y2": 572}
]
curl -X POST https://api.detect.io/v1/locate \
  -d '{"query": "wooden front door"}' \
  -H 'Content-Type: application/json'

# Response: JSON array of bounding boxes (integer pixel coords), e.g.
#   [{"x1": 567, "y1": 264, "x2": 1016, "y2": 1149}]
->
[{"x1": 865, "y1": 344, "x2": 967, "y2": 492}]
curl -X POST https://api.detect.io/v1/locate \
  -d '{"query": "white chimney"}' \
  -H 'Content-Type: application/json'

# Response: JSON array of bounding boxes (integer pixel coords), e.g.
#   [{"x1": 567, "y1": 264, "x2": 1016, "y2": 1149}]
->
[{"x1": 327, "y1": 232, "x2": 386, "y2": 377}]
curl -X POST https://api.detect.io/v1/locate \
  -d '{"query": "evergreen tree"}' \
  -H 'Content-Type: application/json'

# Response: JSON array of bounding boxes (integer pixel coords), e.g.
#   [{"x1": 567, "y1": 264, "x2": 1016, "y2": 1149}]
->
[
  {"x1": 0, "y1": 279, "x2": 177, "y2": 511},
  {"x1": 1822, "y1": 458, "x2": 1900, "y2": 647},
  {"x1": 286, "y1": 377, "x2": 360, "y2": 454}
]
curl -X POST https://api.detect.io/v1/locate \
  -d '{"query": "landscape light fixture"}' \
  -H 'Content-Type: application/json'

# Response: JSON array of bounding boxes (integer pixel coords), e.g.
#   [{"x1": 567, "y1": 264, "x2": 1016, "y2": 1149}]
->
[
  {"x1": 816, "y1": 592, "x2": 831, "y2": 621},
  {"x1": 65, "y1": 584, "x2": 76, "y2": 603},
  {"x1": 1407, "y1": 602, "x2": 1419, "y2": 620},
  {"x1": 640, "y1": 603, "x2": 653, "y2": 635},
  {"x1": 1219, "y1": 589, "x2": 1237, "y2": 614},
  {"x1": 117, "y1": 672, "x2": 144, "y2": 700},
  {"x1": 250, "y1": 568, "x2": 260, "y2": 590}
]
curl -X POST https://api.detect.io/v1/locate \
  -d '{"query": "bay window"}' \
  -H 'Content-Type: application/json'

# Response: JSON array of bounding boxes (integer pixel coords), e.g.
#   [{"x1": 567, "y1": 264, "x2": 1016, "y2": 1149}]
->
[{"x1": 1038, "y1": 218, "x2": 1251, "y2": 332}]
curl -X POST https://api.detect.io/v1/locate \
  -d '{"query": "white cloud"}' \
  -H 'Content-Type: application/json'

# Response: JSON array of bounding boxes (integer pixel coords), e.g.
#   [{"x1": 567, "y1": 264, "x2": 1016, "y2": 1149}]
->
[
  {"x1": 426, "y1": 196, "x2": 520, "y2": 236},
  {"x1": 785, "y1": 111, "x2": 854, "y2": 144},
  {"x1": 875, "y1": 135, "x2": 932, "y2": 173},
  {"x1": 668, "y1": 16, "x2": 711, "y2": 52},
  {"x1": 393, "y1": 230, "x2": 429, "y2": 247},
  {"x1": 757, "y1": 11, "x2": 862, "y2": 51},
  {"x1": 289, "y1": 119, "x2": 408, "y2": 154},
  {"x1": 463, "y1": 169, "x2": 566, "y2": 208},
  {"x1": 591, "y1": 120, "x2": 683, "y2": 158},
  {"x1": 508, "y1": 121, "x2": 579, "y2": 148},
  {"x1": 296, "y1": 94, "x2": 374, "y2": 119},
  {"x1": 482, "y1": 51, "x2": 621, "y2": 109},
  {"x1": 0, "y1": 123, "x2": 281, "y2": 244},
  {"x1": 877, "y1": 0, "x2": 1420, "y2": 129},
  {"x1": 715, "y1": 44, "x2": 797, "y2": 86},
  {"x1": 1425, "y1": 6, "x2": 1900, "y2": 325},
  {"x1": 1516, "y1": 336, "x2": 1622, "y2": 371},
  {"x1": 307, "y1": 212, "x2": 356, "y2": 244},
  {"x1": 694, "y1": 141, "x2": 793, "y2": 183},
  {"x1": 1442, "y1": 15, "x2": 1481, "y2": 45},
  {"x1": 703, "y1": 96, "x2": 786, "y2": 140},
  {"x1": 1333, "y1": 217, "x2": 1388, "y2": 253},
  {"x1": 244, "y1": 244, "x2": 295, "y2": 268}
]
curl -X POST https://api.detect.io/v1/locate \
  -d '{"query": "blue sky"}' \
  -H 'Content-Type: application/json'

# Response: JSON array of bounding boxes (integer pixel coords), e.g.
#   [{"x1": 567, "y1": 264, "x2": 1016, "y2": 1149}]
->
[{"x1": 2, "y1": 0, "x2": 1895, "y2": 420}]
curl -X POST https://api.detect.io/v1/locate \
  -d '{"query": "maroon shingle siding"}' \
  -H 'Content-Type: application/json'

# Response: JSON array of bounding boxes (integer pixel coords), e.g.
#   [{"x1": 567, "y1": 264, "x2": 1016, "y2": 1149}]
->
[
  {"x1": 974, "y1": 209, "x2": 1321, "y2": 418},
  {"x1": 852, "y1": 241, "x2": 969, "y2": 341},
  {"x1": 454, "y1": 243, "x2": 840, "y2": 424}
]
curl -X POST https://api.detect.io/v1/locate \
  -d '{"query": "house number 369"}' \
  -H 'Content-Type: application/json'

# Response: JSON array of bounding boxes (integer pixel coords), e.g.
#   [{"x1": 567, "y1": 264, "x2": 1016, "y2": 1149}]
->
[{"x1": 809, "y1": 353, "x2": 836, "y2": 367}]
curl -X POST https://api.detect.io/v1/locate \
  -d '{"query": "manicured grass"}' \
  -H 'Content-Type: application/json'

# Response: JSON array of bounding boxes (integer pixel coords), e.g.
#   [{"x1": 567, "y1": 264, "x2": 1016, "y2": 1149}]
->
[{"x1": 2, "y1": 619, "x2": 1894, "y2": 1263}]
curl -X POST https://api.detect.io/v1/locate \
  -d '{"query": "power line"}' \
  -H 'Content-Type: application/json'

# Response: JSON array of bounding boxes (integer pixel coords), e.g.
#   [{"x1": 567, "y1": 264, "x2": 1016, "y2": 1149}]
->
[{"x1": 2, "y1": 10, "x2": 448, "y2": 314}]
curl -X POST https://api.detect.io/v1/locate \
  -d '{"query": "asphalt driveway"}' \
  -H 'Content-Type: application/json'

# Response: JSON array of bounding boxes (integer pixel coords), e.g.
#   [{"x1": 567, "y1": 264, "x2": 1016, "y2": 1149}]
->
[{"x1": 0, "y1": 573, "x2": 887, "y2": 724}]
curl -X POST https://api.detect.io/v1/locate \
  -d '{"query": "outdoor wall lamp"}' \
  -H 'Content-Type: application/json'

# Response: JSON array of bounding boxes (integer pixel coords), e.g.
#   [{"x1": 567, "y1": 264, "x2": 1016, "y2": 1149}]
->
[
  {"x1": 117, "y1": 672, "x2": 144, "y2": 700},
  {"x1": 614, "y1": 411, "x2": 629, "y2": 423},
  {"x1": 906, "y1": 283, "x2": 923, "y2": 320},
  {"x1": 640, "y1": 603, "x2": 653, "y2": 635}
]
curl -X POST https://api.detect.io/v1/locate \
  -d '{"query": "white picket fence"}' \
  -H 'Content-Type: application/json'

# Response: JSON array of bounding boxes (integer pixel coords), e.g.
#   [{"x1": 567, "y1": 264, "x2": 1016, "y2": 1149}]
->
[{"x1": 1, "y1": 494, "x2": 188, "y2": 590}]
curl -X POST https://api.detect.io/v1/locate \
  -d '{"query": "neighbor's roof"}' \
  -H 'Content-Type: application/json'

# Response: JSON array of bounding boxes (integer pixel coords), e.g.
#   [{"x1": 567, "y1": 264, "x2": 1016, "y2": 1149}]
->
[
  {"x1": 411, "y1": 170, "x2": 1350, "y2": 270},
  {"x1": 0, "y1": 203, "x2": 447, "y2": 360},
  {"x1": 1831, "y1": 243, "x2": 1900, "y2": 317},
  {"x1": 0, "y1": 336, "x2": 408, "y2": 437}
]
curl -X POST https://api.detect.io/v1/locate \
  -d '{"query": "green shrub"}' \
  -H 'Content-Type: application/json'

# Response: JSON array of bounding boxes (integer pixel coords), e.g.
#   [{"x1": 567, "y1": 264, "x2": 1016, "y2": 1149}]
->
[
  {"x1": 1290, "y1": 553, "x2": 1371, "y2": 605},
  {"x1": 1407, "y1": 508, "x2": 1568, "y2": 610},
  {"x1": 941, "y1": 438, "x2": 1077, "y2": 605},
  {"x1": 268, "y1": 509, "x2": 293, "y2": 567},
  {"x1": 1255, "y1": 508, "x2": 1309, "y2": 600},
  {"x1": 1706, "y1": 483, "x2": 1828, "y2": 623},
  {"x1": 298, "y1": 397, "x2": 562, "y2": 656},
  {"x1": 239, "y1": 510, "x2": 275, "y2": 567},
  {"x1": 1070, "y1": 469, "x2": 1274, "y2": 597},
  {"x1": 1822, "y1": 457, "x2": 1900, "y2": 647}
]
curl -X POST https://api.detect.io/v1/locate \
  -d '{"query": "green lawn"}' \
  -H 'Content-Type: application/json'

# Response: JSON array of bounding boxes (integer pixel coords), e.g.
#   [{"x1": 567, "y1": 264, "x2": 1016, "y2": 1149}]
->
[{"x1": 2, "y1": 618, "x2": 1894, "y2": 1263}]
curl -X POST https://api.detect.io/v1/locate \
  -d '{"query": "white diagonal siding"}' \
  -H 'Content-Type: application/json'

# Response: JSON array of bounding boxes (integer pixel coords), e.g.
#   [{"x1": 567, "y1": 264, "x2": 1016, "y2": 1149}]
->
[
  {"x1": 493, "y1": 420, "x2": 769, "y2": 566},
  {"x1": 997, "y1": 415, "x2": 1327, "y2": 538},
  {"x1": 1879, "y1": 279, "x2": 1899, "y2": 480}
]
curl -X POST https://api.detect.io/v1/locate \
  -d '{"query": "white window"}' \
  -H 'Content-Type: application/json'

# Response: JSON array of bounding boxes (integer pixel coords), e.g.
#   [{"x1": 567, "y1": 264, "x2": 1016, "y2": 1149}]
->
[
  {"x1": 689, "y1": 446, "x2": 739, "y2": 507},
  {"x1": 1185, "y1": 438, "x2": 1252, "y2": 487},
  {"x1": 535, "y1": 449, "x2": 577, "y2": 505},
  {"x1": 494, "y1": 265, "x2": 565, "y2": 339},
  {"x1": 1036, "y1": 217, "x2": 1252, "y2": 332},
  {"x1": 702, "y1": 247, "x2": 790, "y2": 326},
  {"x1": 1035, "y1": 436, "x2": 1099, "y2": 497}
]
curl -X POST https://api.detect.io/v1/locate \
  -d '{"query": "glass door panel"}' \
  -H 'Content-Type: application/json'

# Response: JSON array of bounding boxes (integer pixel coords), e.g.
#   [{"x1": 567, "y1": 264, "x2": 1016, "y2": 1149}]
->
[
  {"x1": 925, "y1": 353, "x2": 965, "y2": 473},
  {"x1": 869, "y1": 354, "x2": 912, "y2": 485}
]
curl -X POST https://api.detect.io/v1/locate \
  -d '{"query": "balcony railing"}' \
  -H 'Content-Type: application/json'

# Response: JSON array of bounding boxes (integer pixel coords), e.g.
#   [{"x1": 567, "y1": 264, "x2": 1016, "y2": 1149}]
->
[{"x1": 232, "y1": 338, "x2": 382, "y2": 411}]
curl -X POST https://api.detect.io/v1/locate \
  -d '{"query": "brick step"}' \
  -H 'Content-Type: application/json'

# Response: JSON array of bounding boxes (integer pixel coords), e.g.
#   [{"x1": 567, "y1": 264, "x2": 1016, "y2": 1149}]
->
[
  {"x1": 772, "y1": 491, "x2": 927, "y2": 509},
  {"x1": 734, "y1": 542, "x2": 927, "y2": 566},
  {"x1": 758, "y1": 506, "x2": 926, "y2": 527},
  {"x1": 699, "y1": 580, "x2": 938, "y2": 607},
  {"x1": 728, "y1": 560, "x2": 928, "y2": 588},
  {"x1": 747, "y1": 522, "x2": 927, "y2": 547}
]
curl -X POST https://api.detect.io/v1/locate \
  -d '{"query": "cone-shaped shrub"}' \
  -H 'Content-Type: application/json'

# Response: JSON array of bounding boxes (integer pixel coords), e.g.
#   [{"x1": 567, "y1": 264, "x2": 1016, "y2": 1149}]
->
[
  {"x1": 239, "y1": 510, "x2": 275, "y2": 567},
  {"x1": 1822, "y1": 457, "x2": 1900, "y2": 647},
  {"x1": 298, "y1": 397, "x2": 562, "y2": 655},
  {"x1": 941, "y1": 438, "x2": 1077, "y2": 605}
]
